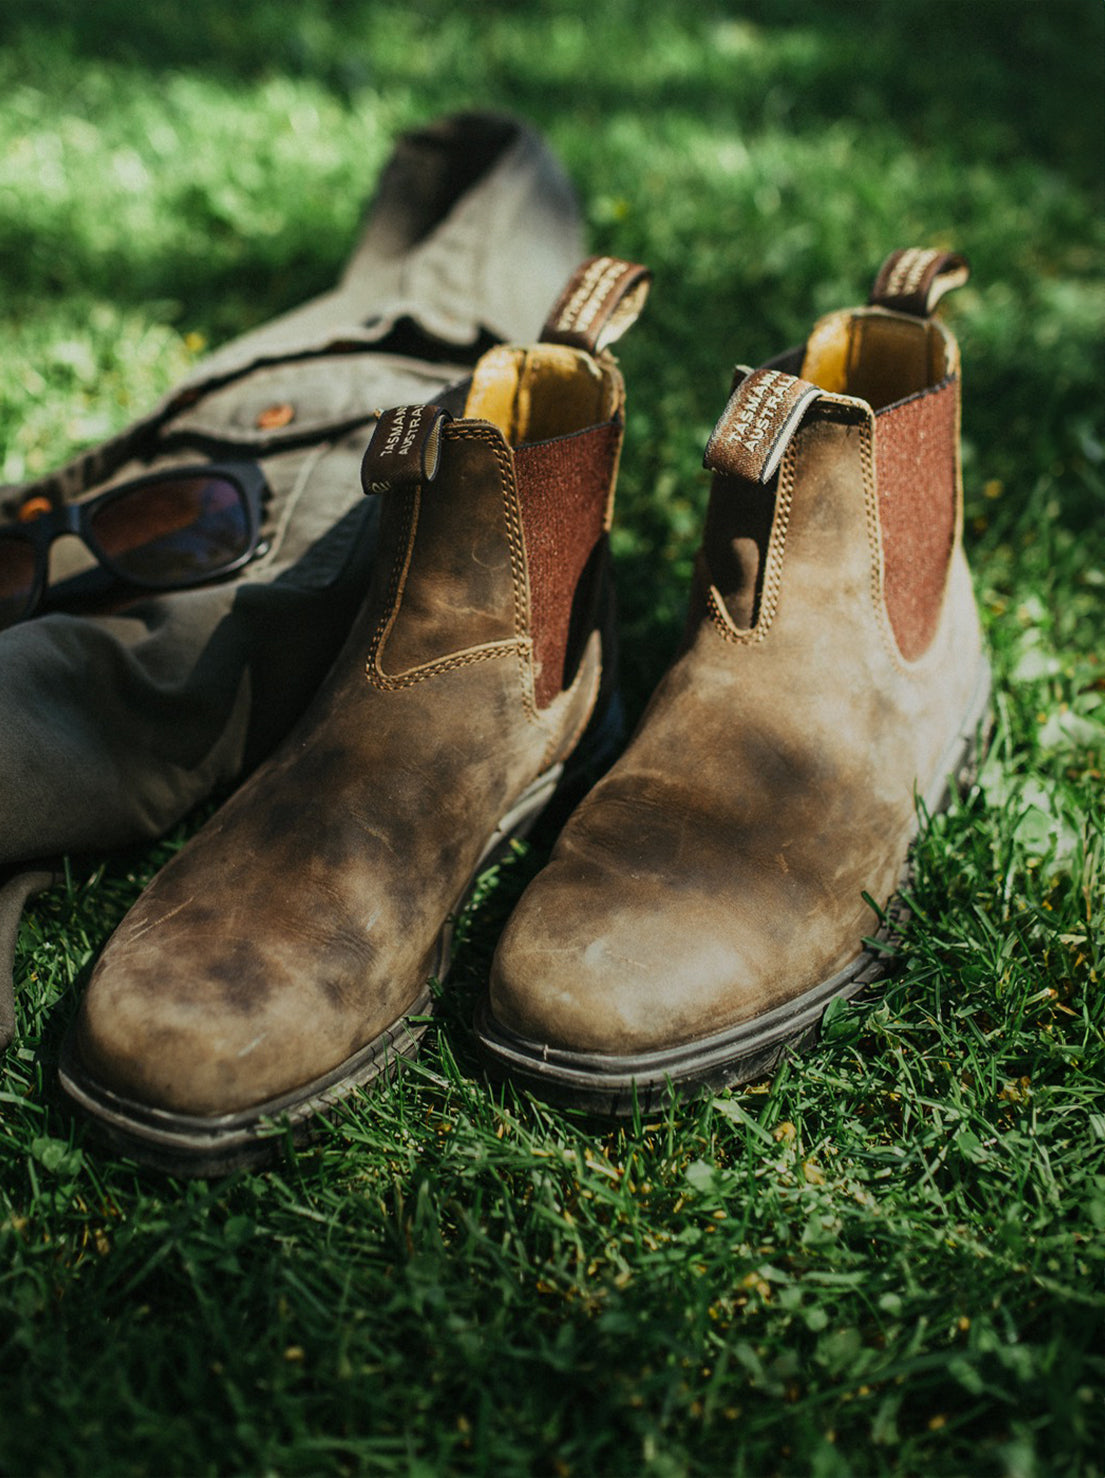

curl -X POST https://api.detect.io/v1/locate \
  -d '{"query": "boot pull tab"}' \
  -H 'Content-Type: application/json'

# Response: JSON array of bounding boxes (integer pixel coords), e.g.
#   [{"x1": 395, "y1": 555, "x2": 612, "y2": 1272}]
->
[
  {"x1": 704, "y1": 369, "x2": 822, "y2": 485},
  {"x1": 361, "y1": 403, "x2": 452, "y2": 494},
  {"x1": 540, "y1": 255, "x2": 652, "y2": 354},
  {"x1": 869, "y1": 247, "x2": 970, "y2": 317}
]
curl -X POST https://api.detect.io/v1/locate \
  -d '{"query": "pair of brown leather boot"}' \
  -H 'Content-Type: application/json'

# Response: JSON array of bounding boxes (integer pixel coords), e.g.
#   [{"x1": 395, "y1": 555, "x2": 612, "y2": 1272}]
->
[{"x1": 59, "y1": 248, "x2": 990, "y2": 1173}]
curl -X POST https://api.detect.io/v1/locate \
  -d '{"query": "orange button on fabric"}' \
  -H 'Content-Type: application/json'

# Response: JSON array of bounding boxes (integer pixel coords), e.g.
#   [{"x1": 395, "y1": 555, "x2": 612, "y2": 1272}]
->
[
  {"x1": 18, "y1": 496, "x2": 53, "y2": 523},
  {"x1": 256, "y1": 402, "x2": 296, "y2": 430}
]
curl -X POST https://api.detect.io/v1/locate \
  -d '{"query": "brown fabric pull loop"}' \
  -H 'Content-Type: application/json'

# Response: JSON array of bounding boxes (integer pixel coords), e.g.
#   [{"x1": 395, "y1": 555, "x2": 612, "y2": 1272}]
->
[
  {"x1": 361, "y1": 404, "x2": 452, "y2": 494},
  {"x1": 869, "y1": 248, "x2": 970, "y2": 317},
  {"x1": 704, "y1": 369, "x2": 822, "y2": 484},
  {"x1": 540, "y1": 256, "x2": 652, "y2": 353}
]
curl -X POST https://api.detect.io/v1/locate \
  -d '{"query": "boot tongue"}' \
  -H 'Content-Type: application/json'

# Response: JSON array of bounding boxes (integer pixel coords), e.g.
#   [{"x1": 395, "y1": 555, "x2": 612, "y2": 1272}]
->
[{"x1": 703, "y1": 368, "x2": 821, "y2": 484}]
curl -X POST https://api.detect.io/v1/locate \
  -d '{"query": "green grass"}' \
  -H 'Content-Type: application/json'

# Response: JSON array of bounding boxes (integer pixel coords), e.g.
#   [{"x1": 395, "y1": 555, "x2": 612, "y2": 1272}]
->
[{"x1": 1, "y1": 1, "x2": 1103, "y2": 1474}]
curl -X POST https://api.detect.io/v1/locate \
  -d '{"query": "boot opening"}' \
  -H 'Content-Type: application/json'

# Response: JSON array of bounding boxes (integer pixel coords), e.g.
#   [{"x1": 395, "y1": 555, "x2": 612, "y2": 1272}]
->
[
  {"x1": 800, "y1": 307, "x2": 958, "y2": 410},
  {"x1": 800, "y1": 306, "x2": 962, "y2": 663},
  {"x1": 462, "y1": 344, "x2": 619, "y2": 445}
]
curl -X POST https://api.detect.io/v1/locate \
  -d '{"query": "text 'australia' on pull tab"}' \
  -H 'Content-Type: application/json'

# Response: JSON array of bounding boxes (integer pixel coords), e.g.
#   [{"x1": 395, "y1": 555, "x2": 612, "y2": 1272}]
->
[
  {"x1": 703, "y1": 369, "x2": 822, "y2": 485},
  {"x1": 361, "y1": 404, "x2": 452, "y2": 494},
  {"x1": 540, "y1": 256, "x2": 652, "y2": 354}
]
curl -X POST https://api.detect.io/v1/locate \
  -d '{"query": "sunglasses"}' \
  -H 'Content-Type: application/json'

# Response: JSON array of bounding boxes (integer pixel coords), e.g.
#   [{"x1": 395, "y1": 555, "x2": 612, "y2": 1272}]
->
[{"x1": 0, "y1": 462, "x2": 267, "y2": 631}]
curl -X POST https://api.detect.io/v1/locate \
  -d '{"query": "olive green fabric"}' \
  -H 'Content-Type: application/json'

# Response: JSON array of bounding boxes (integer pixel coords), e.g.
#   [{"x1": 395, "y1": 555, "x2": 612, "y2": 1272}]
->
[{"x1": 0, "y1": 110, "x2": 585, "y2": 1048}]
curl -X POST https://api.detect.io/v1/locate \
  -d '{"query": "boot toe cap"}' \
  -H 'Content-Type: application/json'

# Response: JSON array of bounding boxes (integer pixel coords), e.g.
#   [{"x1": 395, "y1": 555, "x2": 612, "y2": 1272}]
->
[
  {"x1": 72, "y1": 907, "x2": 382, "y2": 1119},
  {"x1": 490, "y1": 862, "x2": 771, "y2": 1058}
]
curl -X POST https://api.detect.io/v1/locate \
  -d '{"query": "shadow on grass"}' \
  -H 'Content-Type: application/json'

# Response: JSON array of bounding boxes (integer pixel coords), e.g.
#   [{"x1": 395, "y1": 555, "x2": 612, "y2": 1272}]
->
[{"x1": 4, "y1": 0, "x2": 1102, "y2": 184}]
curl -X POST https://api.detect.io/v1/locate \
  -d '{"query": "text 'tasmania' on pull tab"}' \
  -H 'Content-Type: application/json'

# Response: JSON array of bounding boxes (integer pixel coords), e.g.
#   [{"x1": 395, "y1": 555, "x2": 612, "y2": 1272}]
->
[
  {"x1": 361, "y1": 404, "x2": 452, "y2": 495},
  {"x1": 703, "y1": 369, "x2": 822, "y2": 485}
]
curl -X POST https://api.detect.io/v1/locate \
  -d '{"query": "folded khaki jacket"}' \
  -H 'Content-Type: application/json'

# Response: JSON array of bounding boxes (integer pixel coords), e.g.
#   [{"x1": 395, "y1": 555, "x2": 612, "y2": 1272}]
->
[{"x1": 0, "y1": 110, "x2": 584, "y2": 1047}]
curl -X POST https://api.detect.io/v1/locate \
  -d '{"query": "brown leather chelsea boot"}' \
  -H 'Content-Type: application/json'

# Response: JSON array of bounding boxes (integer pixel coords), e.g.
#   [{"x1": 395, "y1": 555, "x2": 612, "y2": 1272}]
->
[
  {"x1": 479, "y1": 248, "x2": 992, "y2": 1113},
  {"x1": 59, "y1": 256, "x2": 651, "y2": 1173}
]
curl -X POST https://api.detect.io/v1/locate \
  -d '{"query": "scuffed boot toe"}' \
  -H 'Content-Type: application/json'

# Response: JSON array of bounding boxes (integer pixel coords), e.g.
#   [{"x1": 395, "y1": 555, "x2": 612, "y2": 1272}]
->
[
  {"x1": 60, "y1": 877, "x2": 432, "y2": 1174},
  {"x1": 482, "y1": 859, "x2": 804, "y2": 1114}
]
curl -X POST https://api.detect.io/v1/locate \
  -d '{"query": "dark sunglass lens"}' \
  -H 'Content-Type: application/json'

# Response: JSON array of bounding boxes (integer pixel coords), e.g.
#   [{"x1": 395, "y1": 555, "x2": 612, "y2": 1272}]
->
[
  {"x1": 0, "y1": 538, "x2": 37, "y2": 630},
  {"x1": 89, "y1": 475, "x2": 252, "y2": 586}
]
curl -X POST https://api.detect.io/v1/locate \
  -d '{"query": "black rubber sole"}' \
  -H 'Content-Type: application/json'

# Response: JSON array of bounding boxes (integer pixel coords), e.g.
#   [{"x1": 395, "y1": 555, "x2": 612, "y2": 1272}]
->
[
  {"x1": 57, "y1": 996, "x2": 432, "y2": 1178},
  {"x1": 58, "y1": 691, "x2": 627, "y2": 1176},
  {"x1": 475, "y1": 662, "x2": 993, "y2": 1117}
]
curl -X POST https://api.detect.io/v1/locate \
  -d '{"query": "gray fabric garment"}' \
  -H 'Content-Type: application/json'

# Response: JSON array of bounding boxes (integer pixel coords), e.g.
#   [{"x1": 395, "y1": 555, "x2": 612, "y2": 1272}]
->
[{"x1": 0, "y1": 110, "x2": 584, "y2": 1048}]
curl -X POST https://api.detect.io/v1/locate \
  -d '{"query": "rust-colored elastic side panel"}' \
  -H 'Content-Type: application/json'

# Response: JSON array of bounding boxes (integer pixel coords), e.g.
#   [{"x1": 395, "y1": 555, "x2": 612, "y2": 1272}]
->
[
  {"x1": 514, "y1": 421, "x2": 620, "y2": 708},
  {"x1": 875, "y1": 378, "x2": 958, "y2": 661}
]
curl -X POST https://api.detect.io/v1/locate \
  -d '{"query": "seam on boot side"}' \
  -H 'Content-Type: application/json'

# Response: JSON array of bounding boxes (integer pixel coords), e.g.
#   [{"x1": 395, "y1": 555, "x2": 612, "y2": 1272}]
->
[
  {"x1": 449, "y1": 423, "x2": 538, "y2": 722},
  {"x1": 370, "y1": 640, "x2": 534, "y2": 690},
  {"x1": 365, "y1": 471, "x2": 532, "y2": 689},
  {"x1": 365, "y1": 424, "x2": 539, "y2": 713},
  {"x1": 703, "y1": 444, "x2": 797, "y2": 646},
  {"x1": 365, "y1": 483, "x2": 419, "y2": 679}
]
